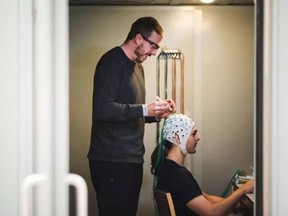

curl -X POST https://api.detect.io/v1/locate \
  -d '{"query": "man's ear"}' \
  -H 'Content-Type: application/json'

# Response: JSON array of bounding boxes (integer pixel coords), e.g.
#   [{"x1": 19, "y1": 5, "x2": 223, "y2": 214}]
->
[
  {"x1": 175, "y1": 133, "x2": 181, "y2": 144},
  {"x1": 135, "y1": 33, "x2": 142, "y2": 45}
]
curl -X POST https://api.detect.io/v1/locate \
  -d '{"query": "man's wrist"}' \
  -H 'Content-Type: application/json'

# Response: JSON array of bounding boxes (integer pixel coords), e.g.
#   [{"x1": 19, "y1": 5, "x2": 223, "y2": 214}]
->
[{"x1": 142, "y1": 104, "x2": 148, "y2": 117}]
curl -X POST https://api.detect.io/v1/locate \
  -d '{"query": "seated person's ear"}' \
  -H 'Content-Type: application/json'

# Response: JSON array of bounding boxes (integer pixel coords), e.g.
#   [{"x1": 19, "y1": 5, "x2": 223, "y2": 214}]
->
[{"x1": 175, "y1": 133, "x2": 181, "y2": 144}]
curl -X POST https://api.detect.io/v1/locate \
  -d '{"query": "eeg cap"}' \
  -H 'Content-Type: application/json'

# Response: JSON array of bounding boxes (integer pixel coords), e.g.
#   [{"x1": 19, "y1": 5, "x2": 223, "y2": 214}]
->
[{"x1": 162, "y1": 114, "x2": 195, "y2": 155}]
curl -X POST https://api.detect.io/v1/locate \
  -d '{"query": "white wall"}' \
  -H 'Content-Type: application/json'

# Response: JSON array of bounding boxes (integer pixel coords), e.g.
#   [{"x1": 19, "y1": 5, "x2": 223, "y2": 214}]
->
[
  {"x1": 0, "y1": 1, "x2": 33, "y2": 216},
  {"x1": 0, "y1": 2, "x2": 20, "y2": 215},
  {"x1": 267, "y1": 0, "x2": 288, "y2": 215},
  {"x1": 69, "y1": 5, "x2": 254, "y2": 216},
  {"x1": 200, "y1": 6, "x2": 254, "y2": 194}
]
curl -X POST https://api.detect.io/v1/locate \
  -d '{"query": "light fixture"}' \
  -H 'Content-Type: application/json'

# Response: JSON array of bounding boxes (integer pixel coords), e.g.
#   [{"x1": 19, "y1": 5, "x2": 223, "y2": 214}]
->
[{"x1": 200, "y1": 0, "x2": 215, "y2": 3}]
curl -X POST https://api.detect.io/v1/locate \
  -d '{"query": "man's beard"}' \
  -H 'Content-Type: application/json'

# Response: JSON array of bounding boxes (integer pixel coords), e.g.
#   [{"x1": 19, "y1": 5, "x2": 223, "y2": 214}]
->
[{"x1": 134, "y1": 44, "x2": 149, "y2": 63}]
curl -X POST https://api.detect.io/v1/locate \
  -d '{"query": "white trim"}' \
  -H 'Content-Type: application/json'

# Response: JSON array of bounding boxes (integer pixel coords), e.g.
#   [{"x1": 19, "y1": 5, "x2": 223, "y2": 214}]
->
[
  {"x1": 263, "y1": 0, "x2": 272, "y2": 215},
  {"x1": 18, "y1": 0, "x2": 34, "y2": 214},
  {"x1": 54, "y1": 0, "x2": 70, "y2": 215},
  {"x1": 34, "y1": 0, "x2": 53, "y2": 215},
  {"x1": 270, "y1": 0, "x2": 288, "y2": 215}
]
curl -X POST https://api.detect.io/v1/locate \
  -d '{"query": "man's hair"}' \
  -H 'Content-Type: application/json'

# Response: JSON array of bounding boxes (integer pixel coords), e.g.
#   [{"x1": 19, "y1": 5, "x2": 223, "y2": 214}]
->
[
  {"x1": 150, "y1": 140, "x2": 172, "y2": 176},
  {"x1": 124, "y1": 16, "x2": 163, "y2": 43}
]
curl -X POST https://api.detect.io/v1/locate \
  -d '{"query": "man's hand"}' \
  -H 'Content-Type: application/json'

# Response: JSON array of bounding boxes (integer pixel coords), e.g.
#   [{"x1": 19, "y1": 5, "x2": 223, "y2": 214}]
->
[
  {"x1": 146, "y1": 98, "x2": 176, "y2": 118},
  {"x1": 241, "y1": 179, "x2": 254, "y2": 194}
]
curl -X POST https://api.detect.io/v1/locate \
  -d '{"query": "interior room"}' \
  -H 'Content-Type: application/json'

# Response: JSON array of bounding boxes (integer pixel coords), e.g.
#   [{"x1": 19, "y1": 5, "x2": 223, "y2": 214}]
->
[
  {"x1": 3, "y1": 1, "x2": 288, "y2": 216},
  {"x1": 69, "y1": 1, "x2": 255, "y2": 215}
]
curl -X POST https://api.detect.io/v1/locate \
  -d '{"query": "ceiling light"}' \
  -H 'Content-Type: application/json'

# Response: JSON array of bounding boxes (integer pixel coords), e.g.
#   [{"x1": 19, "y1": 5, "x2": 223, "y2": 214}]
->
[{"x1": 200, "y1": 0, "x2": 215, "y2": 3}]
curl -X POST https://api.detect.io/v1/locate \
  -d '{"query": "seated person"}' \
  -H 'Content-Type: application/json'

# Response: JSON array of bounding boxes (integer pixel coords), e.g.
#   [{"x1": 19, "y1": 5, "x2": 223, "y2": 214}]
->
[{"x1": 151, "y1": 113, "x2": 254, "y2": 216}]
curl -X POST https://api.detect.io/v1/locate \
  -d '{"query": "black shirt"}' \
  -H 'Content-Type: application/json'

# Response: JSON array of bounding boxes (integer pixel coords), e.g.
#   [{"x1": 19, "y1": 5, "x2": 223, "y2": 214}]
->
[
  {"x1": 88, "y1": 47, "x2": 156, "y2": 163},
  {"x1": 156, "y1": 159, "x2": 203, "y2": 216}
]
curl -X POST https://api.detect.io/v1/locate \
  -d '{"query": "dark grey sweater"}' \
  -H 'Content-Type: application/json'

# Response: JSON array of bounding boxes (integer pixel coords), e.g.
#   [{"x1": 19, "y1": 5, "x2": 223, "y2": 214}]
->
[{"x1": 88, "y1": 47, "x2": 157, "y2": 163}]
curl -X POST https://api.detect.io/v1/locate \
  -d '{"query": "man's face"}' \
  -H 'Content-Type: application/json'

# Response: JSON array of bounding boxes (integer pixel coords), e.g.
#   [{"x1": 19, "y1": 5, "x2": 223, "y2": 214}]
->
[
  {"x1": 186, "y1": 127, "x2": 201, "y2": 154},
  {"x1": 134, "y1": 31, "x2": 162, "y2": 63}
]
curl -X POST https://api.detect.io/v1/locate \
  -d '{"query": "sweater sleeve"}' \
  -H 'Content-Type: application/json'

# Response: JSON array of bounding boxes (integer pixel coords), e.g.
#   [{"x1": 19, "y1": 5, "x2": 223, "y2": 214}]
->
[
  {"x1": 92, "y1": 49, "x2": 144, "y2": 122},
  {"x1": 145, "y1": 116, "x2": 159, "y2": 123}
]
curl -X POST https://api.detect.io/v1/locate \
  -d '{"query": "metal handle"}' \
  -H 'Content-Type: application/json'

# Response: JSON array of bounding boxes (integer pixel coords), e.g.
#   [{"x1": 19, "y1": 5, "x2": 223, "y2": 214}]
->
[
  {"x1": 21, "y1": 174, "x2": 47, "y2": 216},
  {"x1": 66, "y1": 174, "x2": 88, "y2": 216}
]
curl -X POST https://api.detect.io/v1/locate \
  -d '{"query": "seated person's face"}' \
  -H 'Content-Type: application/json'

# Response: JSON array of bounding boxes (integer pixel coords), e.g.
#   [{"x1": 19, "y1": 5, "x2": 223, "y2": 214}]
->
[{"x1": 186, "y1": 127, "x2": 200, "y2": 154}]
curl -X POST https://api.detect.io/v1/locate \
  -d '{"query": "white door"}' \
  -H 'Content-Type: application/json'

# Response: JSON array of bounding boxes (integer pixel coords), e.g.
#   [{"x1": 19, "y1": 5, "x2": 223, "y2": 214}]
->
[{"x1": 0, "y1": 1, "x2": 87, "y2": 216}]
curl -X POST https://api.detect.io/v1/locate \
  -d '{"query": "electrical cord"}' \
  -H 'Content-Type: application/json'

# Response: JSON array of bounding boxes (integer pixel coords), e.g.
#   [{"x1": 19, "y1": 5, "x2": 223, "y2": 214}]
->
[
  {"x1": 221, "y1": 169, "x2": 245, "y2": 197},
  {"x1": 152, "y1": 118, "x2": 168, "y2": 216}
]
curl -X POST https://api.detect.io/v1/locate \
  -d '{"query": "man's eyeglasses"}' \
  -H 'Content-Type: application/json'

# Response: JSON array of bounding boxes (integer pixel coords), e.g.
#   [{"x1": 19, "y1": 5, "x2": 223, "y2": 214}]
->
[{"x1": 140, "y1": 34, "x2": 160, "y2": 50}]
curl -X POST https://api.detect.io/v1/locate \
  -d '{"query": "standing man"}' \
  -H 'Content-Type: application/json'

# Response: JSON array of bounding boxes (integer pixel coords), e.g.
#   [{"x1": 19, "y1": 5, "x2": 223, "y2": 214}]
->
[{"x1": 88, "y1": 16, "x2": 176, "y2": 216}]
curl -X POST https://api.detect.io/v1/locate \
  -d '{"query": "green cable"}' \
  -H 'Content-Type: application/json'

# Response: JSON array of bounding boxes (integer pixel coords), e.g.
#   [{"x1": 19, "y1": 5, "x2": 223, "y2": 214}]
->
[
  {"x1": 153, "y1": 118, "x2": 168, "y2": 216},
  {"x1": 221, "y1": 169, "x2": 241, "y2": 197},
  {"x1": 153, "y1": 118, "x2": 168, "y2": 189}
]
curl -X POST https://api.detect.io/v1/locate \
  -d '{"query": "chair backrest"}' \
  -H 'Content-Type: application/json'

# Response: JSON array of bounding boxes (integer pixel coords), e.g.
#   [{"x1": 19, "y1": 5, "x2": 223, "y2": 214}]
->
[{"x1": 154, "y1": 189, "x2": 176, "y2": 216}]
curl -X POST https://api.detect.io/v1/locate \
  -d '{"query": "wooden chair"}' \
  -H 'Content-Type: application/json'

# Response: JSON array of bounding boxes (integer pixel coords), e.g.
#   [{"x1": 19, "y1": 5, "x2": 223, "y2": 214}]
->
[{"x1": 154, "y1": 189, "x2": 176, "y2": 216}]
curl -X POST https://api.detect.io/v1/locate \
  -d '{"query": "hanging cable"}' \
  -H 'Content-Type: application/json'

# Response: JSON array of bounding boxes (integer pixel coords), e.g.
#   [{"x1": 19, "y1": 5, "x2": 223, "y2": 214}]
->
[{"x1": 221, "y1": 169, "x2": 247, "y2": 197}]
